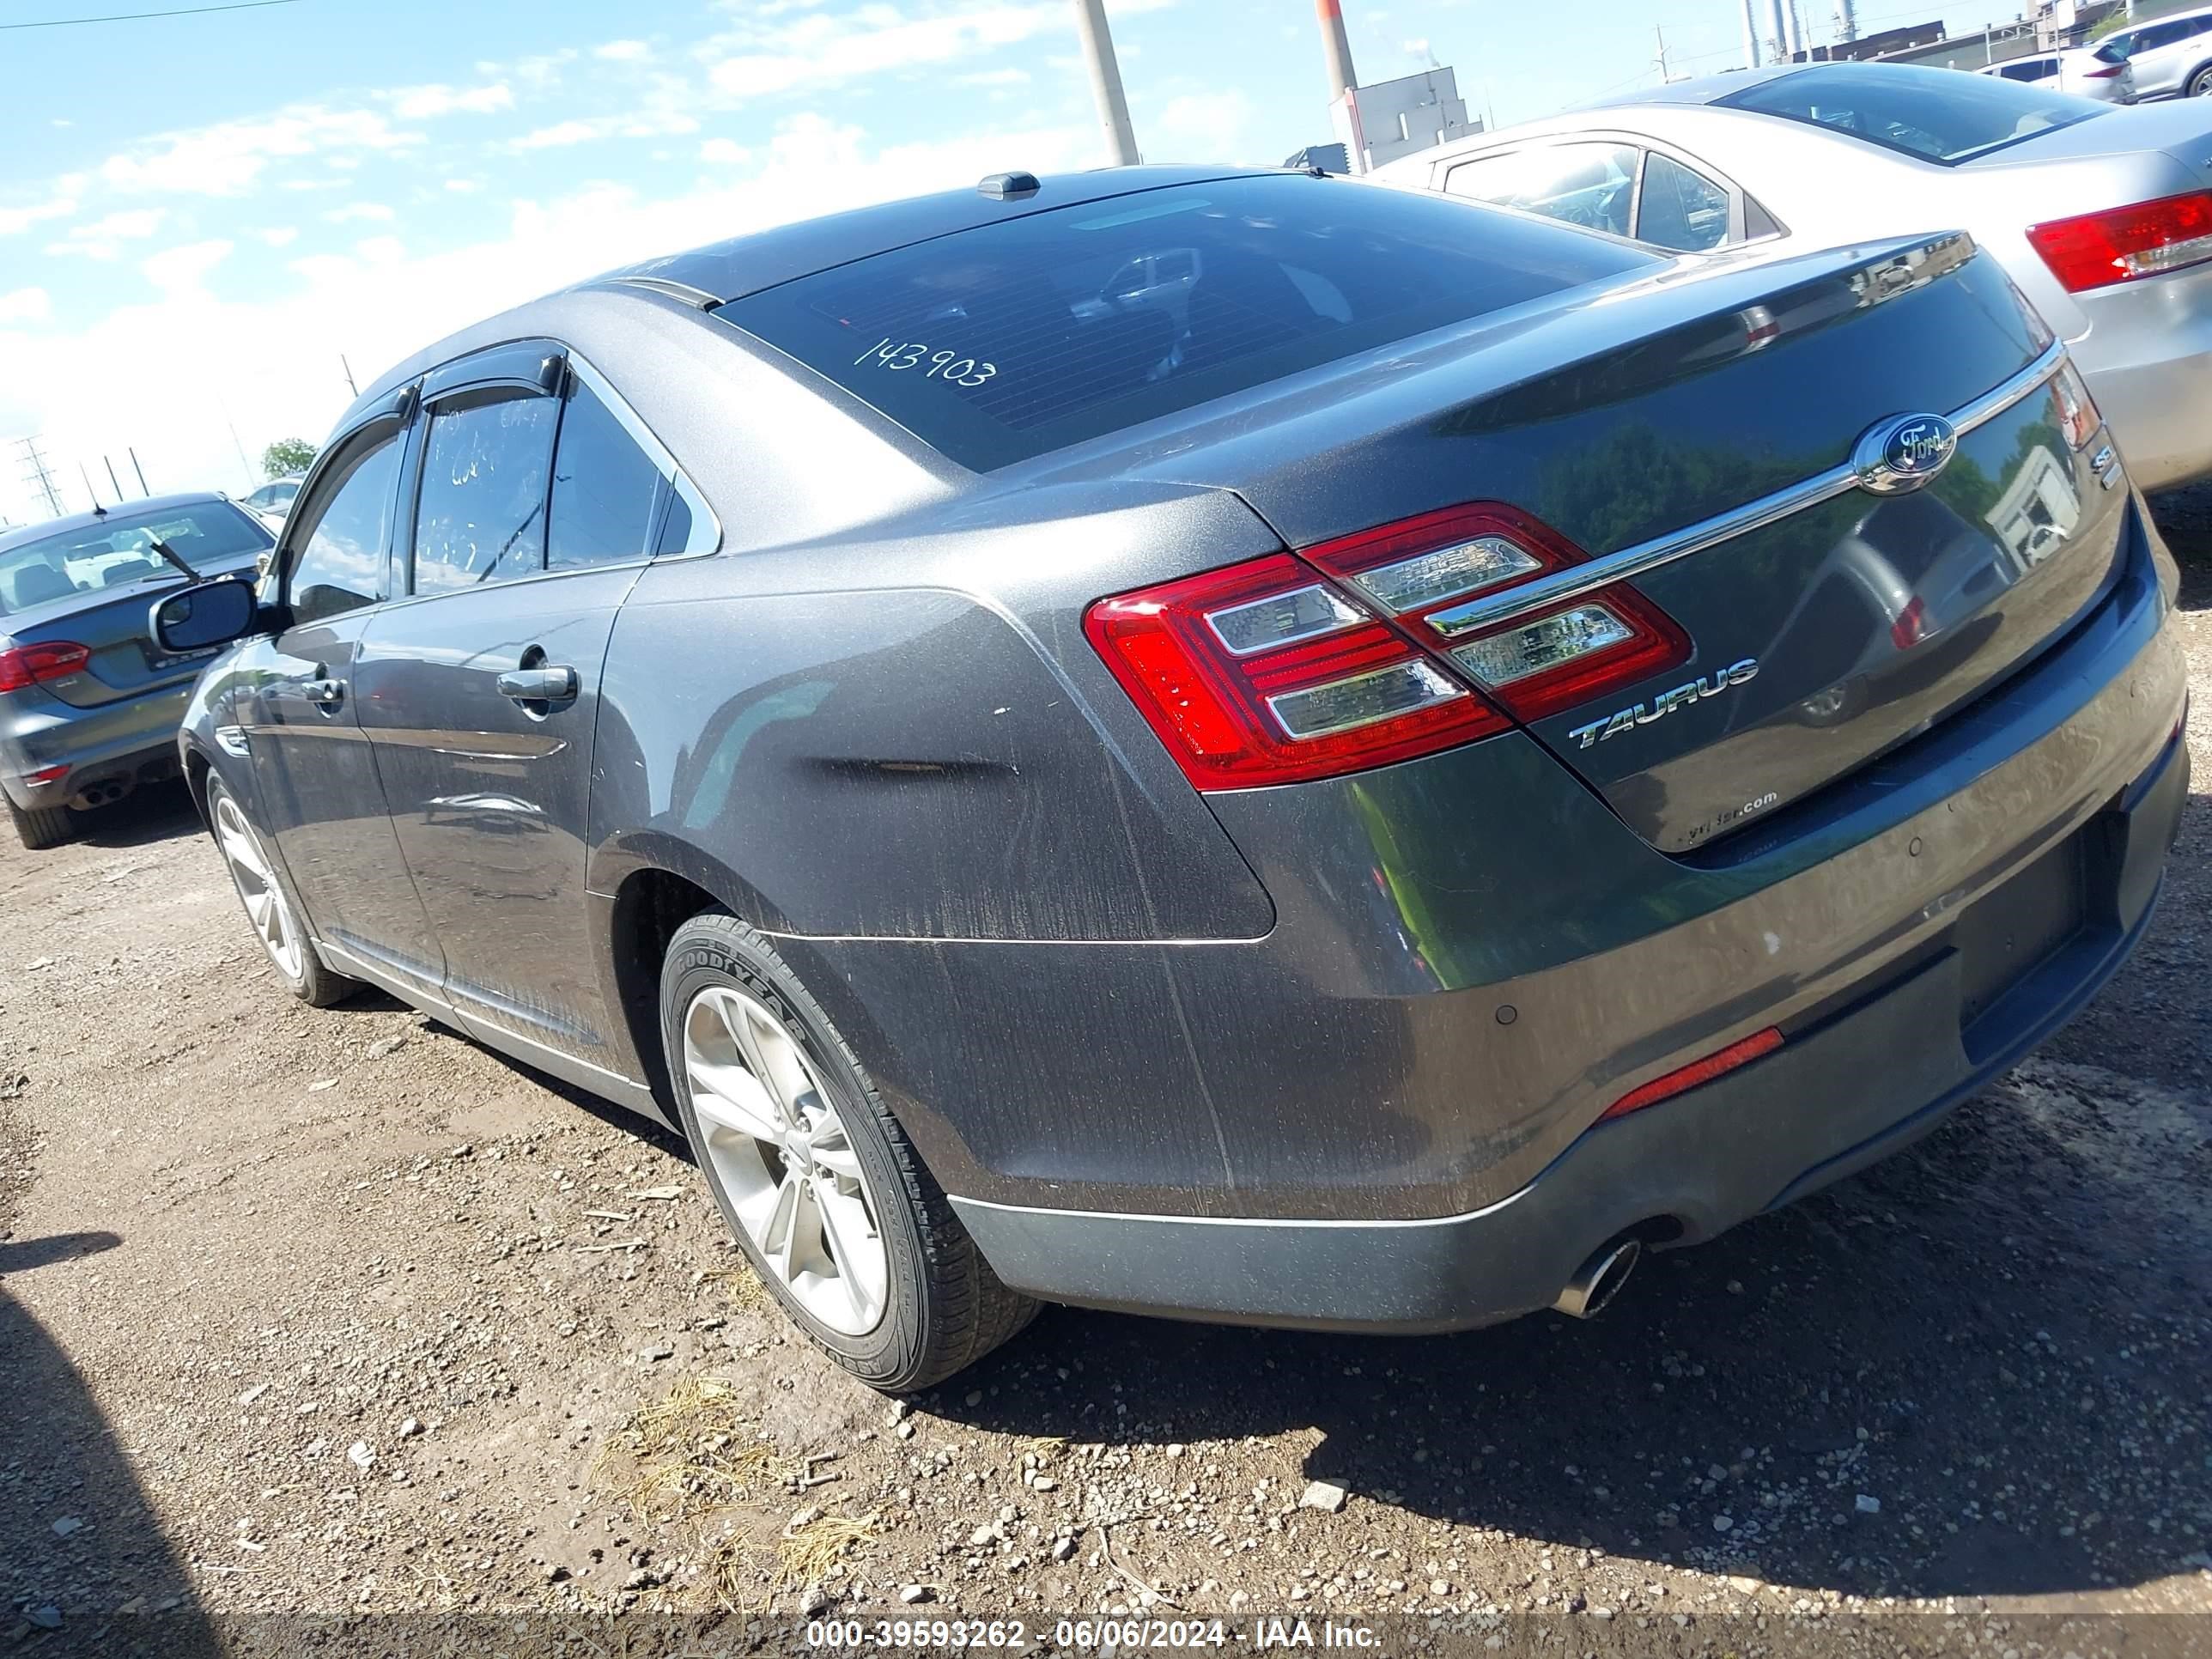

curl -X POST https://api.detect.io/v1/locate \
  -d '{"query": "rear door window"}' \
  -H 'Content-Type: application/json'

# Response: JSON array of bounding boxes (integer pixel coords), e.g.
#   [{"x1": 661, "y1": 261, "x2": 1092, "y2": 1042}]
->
[
  {"x1": 1443, "y1": 143, "x2": 1640, "y2": 239},
  {"x1": 719, "y1": 173, "x2": 1653, "y2": 472},
  {"x1": 409, "y1": 390, "x2": 558, "y2": 593},
  {"x1": 546, "y1": 377, "x2": 670, "y2": 571},
  {"x1": 1635, "y1": 152, "x2": 1733, "y2": 251}
]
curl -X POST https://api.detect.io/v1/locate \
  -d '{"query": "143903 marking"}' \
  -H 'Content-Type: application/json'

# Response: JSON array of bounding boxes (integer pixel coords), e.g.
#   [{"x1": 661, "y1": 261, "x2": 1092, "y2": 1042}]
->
[{"x1": 854, "y1": 337, "x2": 999, "y2": 388}]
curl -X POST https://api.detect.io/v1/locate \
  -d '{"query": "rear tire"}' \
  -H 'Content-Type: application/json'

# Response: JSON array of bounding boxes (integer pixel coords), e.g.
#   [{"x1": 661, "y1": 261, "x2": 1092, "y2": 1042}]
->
[
  {"x1": 659, "y1": 910, "x2": 1038, "y2": 1392},
  {"x1": 2190, "y1": 64, "x2": 2212, "y2": 96},
  {"x1": 8, "y1": 799, "x2": 75, "y2": 851},
  {"x1": 204, "y1": 775, "x2": 358, "y2": 1007}
]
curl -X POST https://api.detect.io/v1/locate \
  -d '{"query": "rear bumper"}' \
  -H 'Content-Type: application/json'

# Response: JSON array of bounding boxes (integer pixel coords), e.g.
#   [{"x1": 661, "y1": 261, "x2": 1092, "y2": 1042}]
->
[
  {"x1": 0, "y1": 679, "x2": 193, "y2": 811},
  {"x1": 955, "y1": 729, "x2": 2187, "y2": 1331},
  {"x1": 2074, "y1": 261, "x2": 2212, "y2": 492}
]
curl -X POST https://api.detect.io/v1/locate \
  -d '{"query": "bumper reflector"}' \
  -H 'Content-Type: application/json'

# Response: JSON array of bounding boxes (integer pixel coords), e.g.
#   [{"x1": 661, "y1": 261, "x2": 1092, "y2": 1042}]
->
[{"x1": 1601, "y1": 1027, "x2": 1784, "y2": 1121}]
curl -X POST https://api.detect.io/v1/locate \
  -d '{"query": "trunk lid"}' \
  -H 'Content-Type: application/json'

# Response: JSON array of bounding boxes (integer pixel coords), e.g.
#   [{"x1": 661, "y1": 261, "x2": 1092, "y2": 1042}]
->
[
  {"x1": 0, "y1": 551, "x2": 264, "y2": 708},
  {"x1": 1960, "y1": 98, "x2": 2212, "y2": 179},
  {"x1": 1046, "y1": 233, "x2": 2124, "y2": 852}
]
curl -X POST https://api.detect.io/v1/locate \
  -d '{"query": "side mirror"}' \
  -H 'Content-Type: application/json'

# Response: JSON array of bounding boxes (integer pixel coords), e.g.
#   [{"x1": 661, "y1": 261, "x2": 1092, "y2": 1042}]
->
[{"x1": 150, "y1": 576, "x2": 260, "y2": 655}]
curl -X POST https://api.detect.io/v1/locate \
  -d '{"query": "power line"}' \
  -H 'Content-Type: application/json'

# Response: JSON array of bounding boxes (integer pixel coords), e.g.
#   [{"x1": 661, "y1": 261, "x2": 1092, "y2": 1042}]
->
[{"x1": 0, "y1": 0, "x2": 301, "y2": 33}]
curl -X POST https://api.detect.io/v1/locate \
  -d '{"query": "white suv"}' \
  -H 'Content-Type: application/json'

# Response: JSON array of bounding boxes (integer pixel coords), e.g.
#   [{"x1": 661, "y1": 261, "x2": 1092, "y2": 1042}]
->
[
  {"x1": 2090, "y1": 6, "x2": 2212, "y2": 100},
  {"x1": 1977, "y1": 47, "x2": 2136, "y2": 102}
]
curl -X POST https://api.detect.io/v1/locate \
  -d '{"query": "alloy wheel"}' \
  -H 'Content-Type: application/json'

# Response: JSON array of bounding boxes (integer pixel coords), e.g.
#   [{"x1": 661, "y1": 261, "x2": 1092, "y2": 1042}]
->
[
  {"x1": 682, "y1": 984, "x2": 890, "y2": 1336},
  {"x1": 214, "y1": 792, "x2": 305, "y2": 981}
]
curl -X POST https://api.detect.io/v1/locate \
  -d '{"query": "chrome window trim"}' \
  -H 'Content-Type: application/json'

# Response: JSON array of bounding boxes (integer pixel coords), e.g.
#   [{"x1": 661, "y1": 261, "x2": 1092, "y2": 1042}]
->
[{"x1": 1420, "y1": 338, "x2": 2069, "y2": 641}]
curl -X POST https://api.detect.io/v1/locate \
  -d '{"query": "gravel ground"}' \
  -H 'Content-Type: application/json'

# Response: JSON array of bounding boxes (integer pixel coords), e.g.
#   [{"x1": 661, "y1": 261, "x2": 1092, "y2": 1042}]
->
[{"x1": 2, "y1": 489, "x2": 2209, "y2": 1657}]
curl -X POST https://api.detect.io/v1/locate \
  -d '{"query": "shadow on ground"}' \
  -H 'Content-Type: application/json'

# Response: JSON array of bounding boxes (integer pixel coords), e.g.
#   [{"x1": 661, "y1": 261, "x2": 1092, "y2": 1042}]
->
[
  {"x1": 1, "y1": 1240, "x2": 217, "y2": 1654},
  {"x1": 67, "y1": 780, "x2": 204, "y2": 852}
]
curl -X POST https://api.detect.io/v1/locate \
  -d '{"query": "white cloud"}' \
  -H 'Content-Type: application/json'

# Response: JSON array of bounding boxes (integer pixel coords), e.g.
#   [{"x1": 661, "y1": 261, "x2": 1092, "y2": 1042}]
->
[
  {"x1": 0, "y1": 288, "x2": 51, "y2": 325},
  {"x1": 704, "y1": 0, "x2": 1095, "y2": 99},
  {"x1": 100, "y1": 106, "x2": 420, "y2": 198},
  {"x1": 46, "y1": 207, "x2": 168, "y2": 259},
  {"x1": 513, "y1": 119, "x2": 602, "y2": 151},
  {"x1": 258, "y1": 226, "x2": 301, "y2": 246},
  {"x1": 142, "y1": 239, "x2": 234, "y2": 295},
  {"x1": 956, "y1": 67, "x2": 1030, "y2": 87},
  {"x1": 699, "y1": 137, "x2": 753, "y2": 165},
  {"x1": 324, "y1": 202, "x2": 396, "y2": 223},
  {"x1": 594, "y1": 40, "x2": 653, "y2": 62},
  {"x1": 1148, "y1": 88, "x2": 1261, "y2": 164},
  {"x1": 0, "y1": 185, "x2": 82, "y2": 238},
  {"x1": 386, "y1": 82, "x2": 515, "y2": 120},
  {"x1": 444, "y1": 178, "x2": 483, "y2": 194}
]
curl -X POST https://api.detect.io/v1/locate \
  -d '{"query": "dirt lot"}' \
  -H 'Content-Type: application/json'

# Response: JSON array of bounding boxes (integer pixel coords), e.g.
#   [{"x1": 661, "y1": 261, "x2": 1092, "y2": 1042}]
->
[{"x1": 3, "y1": 494, "x2": 2209, "y2": 1658}]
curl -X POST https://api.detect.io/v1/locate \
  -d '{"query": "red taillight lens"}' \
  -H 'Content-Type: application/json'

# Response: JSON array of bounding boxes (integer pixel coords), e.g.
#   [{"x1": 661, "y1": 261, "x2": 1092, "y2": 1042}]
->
[
  {"x1": 1085, "y1": 553, "x2": 1506, "y2": 789},
  {"x1": 1601, "y1": 1027, "x2": 1784, "y2": 1121},
  {"x1": 2084, "y1": 64, "x2": 2123, "y2": 78},
  {"x1": 2026, "y1": 191, "x2": 2212, "y2": 293},
  {"x1": 0, "y1": 641, "x2": 91, "y2": 695},
  {"x1": 1086, "y1": 503, "x2": 1695, "y2": 790}
]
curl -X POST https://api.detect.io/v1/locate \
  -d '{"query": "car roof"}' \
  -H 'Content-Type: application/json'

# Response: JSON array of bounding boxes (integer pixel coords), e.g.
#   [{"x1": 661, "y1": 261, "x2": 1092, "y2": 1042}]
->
[
  {"x1": 1577, "y1": 64, "x2": 1802, "y2": 110},
  {"x1": 0, "y1": 492, "x2": 242, "y2": 556},
  {"x1": 591, "y1": 164, "x2": 1273, "y2": 306}
]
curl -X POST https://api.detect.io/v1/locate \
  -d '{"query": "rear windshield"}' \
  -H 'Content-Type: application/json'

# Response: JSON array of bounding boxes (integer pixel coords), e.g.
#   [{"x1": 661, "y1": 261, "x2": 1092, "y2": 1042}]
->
[
  {"x1": 1717, "y1": 63, "x2": 2103, "y2": 164},
  {"x1": 0, "y1": 502, "x2": 269, "y2": 617},
  {"x1": 719, "y1": 173, "x2": 1654, "y2": 471}
]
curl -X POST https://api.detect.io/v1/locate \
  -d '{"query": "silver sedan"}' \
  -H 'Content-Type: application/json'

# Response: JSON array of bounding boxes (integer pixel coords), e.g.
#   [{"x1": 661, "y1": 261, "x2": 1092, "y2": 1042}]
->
[{"x1": 1376, "y1": 62, "x2": 2212, "y2": 490}]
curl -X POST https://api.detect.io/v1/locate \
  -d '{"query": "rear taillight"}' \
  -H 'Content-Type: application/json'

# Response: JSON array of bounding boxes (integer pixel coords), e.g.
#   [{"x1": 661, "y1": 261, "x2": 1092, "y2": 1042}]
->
[
  {"x1": 2084, "y1": 64, "x2": 2123, "y2": 78},
  {"x1": 1890, "y1": 595, "x2": 1929, "y2": 651},
  {"x1": 2050, "y1": 360, "x2": 2104, "y2": 450},
  {"x1": 0, "y1": 641, "x2": 90, "y2": 694},
  {"x1": 1085, "y1": 553, "x2": 1504, "y2": 789},
  {"x1": 2026, "y1": 191, "x2": 2212, "y2": 293},
  {"x1": 1085, "y1": 504, "x2": 1692, "y2": 789}
]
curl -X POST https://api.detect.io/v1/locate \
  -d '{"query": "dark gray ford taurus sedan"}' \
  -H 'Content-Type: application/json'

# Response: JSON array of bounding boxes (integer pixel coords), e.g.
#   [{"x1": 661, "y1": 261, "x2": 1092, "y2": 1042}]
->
[{"x1": 163, "y1": 167, "x2": 2188, "y2": 1389}]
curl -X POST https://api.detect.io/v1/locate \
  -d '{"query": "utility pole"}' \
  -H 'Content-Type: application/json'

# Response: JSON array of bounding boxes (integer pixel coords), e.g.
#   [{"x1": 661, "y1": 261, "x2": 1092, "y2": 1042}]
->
[
  {"x1": 105, "y1": 456, "x2": 124, "y2": 501},
  {"x1": 129, "y1": 448, "x2": 149, "y2": 495},
  {"x1": 1741, "y1": 0, "x2": 1763, "y2": 65},
  {"x1": 1314, "y1": 0, "x2": 1358, "y2": 102},
  {"x1": 1070, "y1": 0, "x2": 1139, "y2": 166},
  {"x1": 1655, "y1": 22, "x2": 1673, "y2": 81},
  {"x1": 14, "y1": 435, "x2": 64, "y2": 519},
  {"x1": 340, "y1": 353, "x2": 358, "y2": 398}
]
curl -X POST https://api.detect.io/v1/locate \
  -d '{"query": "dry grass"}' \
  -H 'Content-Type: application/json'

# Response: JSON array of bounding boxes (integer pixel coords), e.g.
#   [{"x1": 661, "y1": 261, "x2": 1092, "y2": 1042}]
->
[
  {"x1": 599, "y1": 1375, "x2": 780, "y2": 1526},
  {"x1": 777, "y1": 1510, "x2": 880, "y2": 1587},
  {"x1": 593, "y1": 1372, "x2": 880, "y2": 1613}
]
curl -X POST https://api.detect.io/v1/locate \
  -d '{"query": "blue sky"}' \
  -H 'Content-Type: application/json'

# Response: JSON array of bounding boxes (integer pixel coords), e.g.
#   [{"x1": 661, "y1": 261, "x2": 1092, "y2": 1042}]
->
[{"x1": 0, "y1": 0, "x2": 1995, "y2": 521}]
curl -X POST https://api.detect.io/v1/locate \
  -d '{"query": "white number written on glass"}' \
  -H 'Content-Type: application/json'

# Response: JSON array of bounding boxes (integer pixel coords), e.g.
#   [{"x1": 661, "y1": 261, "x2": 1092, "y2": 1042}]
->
[{"x1": 853, "y1": 338, "x2": 998, "y2": 388}]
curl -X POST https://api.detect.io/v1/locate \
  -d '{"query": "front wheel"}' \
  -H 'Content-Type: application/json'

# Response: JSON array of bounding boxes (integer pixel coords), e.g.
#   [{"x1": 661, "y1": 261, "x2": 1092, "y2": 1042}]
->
[
  {"x1": 205, "y1": 775, "x2": 357, "y2": 1006},
  {"x1": 2190, "y1": 65, "x2": 2212, "y2": 96},
  {"x1": 660, "y1": 911, "x2": 1037, "y2": 1391}
]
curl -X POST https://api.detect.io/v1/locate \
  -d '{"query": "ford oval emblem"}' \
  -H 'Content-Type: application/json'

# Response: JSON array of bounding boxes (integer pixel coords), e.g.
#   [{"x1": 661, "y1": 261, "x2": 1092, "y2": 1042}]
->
[{"x1": 1852, "y1": 412, "x2": 1959, "y2": 495}]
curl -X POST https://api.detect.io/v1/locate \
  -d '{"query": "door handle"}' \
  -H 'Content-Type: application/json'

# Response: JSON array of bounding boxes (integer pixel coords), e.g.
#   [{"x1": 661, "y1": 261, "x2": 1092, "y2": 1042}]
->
[
  {"x1": 496, "y1": 665, "x2": 579, "y2": 705},
  {"x1": 303, "y1": 678, "x2": 345, "y2": 709}
]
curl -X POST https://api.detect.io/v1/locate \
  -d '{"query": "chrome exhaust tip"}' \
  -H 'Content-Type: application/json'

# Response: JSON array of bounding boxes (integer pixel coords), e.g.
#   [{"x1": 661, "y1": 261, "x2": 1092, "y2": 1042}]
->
[{"x1": 1553, "y1": 1237, "x2": 1642, "y2": 1320}]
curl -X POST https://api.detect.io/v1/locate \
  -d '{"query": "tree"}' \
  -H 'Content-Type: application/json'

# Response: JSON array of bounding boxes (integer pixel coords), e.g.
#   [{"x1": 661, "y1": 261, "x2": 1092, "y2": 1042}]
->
[{"x1": 261, "y1": 438, "x2": 318, "y2": 479}]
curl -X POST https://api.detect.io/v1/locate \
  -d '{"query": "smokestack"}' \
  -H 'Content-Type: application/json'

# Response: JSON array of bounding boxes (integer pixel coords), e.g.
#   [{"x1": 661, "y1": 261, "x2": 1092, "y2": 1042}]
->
[
  {"x1": 1834, "y1": 0, "x2": 1858, "y2": 40},
  {"x1": 1740, "y1": 0, "x2": 1762, "y2": 65},
  {"x1": 1765, "y1": 0, "x2": 1788, "y2": 61},
  {"x1": 1782, "y1": 0, "x2": 1803, "y2": 58}
]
